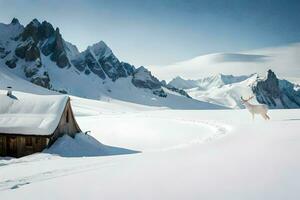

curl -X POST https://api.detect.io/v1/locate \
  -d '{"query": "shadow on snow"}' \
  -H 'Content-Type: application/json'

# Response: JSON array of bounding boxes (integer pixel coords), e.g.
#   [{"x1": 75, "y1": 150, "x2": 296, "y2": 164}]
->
[{"x1": 43, "y1": 133, "x2": 140, "y2": 157}]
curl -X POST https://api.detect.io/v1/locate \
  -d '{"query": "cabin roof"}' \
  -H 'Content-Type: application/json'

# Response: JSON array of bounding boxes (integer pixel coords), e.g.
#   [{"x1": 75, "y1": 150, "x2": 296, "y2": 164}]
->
[{"x1": 0, "y1": 90, "x2": 69, "y2": 136}]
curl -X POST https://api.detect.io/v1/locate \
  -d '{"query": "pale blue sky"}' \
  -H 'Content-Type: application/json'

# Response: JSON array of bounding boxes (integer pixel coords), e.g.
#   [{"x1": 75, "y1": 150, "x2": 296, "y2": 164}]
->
[{"x1": 0, "y1": 0, "x2": 299, "y2": 66}]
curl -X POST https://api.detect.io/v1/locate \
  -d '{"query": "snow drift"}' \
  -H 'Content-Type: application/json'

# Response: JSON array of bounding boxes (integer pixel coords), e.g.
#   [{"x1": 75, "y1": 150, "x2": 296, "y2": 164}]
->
[{"x1": 44, "y1": 134, "x2": 139, "y2": 157}]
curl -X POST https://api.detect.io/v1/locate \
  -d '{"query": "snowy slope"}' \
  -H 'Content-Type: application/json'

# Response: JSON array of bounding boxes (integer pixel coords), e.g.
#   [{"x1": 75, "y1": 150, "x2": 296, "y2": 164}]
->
[
  {"x1": 0, "y1": 18, "x2": 23, "y2": 42},
  {"x1": 0, "y1": 65, "x2": 53, "y2": 95},
  {"x1": 169, "y1": 74, "x2": 251, "y2": 90},
  {"x1": 0, "y1": 64, "x2": 224, "y2": 110},
  {"x1": 185, "y1": 74, "x2": 258, "y2": 108},
  {"x1": 0, "y1": 98, "x2": 300, "y2": 200},
  {"x1": 167, "y1": 76, "x2": 199, "y2": 89}
]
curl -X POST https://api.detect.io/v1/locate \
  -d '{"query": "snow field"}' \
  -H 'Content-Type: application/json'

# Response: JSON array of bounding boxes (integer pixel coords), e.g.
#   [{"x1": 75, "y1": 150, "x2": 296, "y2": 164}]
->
[{"x1": 0, "y1": 98, "x2": 299, "y2": 199}]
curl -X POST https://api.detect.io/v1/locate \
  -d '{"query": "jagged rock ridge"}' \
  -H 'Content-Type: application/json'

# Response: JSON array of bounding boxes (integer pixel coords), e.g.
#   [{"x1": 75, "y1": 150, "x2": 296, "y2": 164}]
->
[
  {"x1": 0, "y1": 18, "x2": 189, "y2": 99},
  {"x1": 71, "y1": 41, "x2": 133, "y2": 81},
  {"x1": 252, "y1": 70, "x2": 300, "y2": 108}
]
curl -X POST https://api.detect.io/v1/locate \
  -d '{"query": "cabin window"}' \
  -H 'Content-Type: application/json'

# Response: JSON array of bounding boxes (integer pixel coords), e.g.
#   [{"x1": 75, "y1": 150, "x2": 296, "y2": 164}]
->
[
  {"x1": 66, "y1": 110, "x2": 69, "y2": 123},
  {"x1": 25, "y1": 137, "x2": 32, "y2": 146}
]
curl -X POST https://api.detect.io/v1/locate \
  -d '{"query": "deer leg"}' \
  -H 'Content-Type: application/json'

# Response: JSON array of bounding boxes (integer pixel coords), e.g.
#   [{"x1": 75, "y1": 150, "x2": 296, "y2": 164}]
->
[
  {"x1": 265, "y1": 113, "x2": 270, "y2": 120},
  {"x1": 261, "y1": 113, "x2": 267, "y2": 120},
  {"x1": 252, "y1": 113, "x2": 254, "y2": 120}
]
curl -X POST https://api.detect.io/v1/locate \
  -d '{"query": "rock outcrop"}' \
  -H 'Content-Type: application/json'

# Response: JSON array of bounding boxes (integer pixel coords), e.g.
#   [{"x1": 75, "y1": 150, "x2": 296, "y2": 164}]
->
[
  {"x1": 17, "y1": 19, "x2": 70, "y2": 68},
  {"x1": 252, "y1": 70, "x2": 300, "y2": 108},
  {"x1": 71, "y1": 41, "x2": 134, "y2": 81},
  {"x1": 131, "y1": 67, "x2": 167, "y2": 97},
  {"x1": 132, "y1": 66, "x2": 162, "y2": 90}
]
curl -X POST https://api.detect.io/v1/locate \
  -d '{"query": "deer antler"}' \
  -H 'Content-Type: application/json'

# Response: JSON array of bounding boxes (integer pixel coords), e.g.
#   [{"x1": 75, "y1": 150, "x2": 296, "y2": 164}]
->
[
  {"x1": 247, "y1": 96, "x2": 254, "y2": 101},
  {"x1": 241, "y1": 96, "x2": 254, "y2": 102}
]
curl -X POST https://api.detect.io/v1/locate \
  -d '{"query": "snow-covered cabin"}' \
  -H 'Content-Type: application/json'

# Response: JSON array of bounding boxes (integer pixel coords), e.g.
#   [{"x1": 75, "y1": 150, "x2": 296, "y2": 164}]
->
[{"x1": 0, "y1": 90, "x2": 81, "y2": 157}]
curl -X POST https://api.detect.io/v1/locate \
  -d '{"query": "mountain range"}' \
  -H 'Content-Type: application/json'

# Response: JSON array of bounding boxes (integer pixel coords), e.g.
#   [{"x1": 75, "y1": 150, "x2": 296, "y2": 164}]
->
[
  {"x1": 168, "y1": 70, "x2": 300, "y2": 109},
  {"x1": 1, "y1": 18, "x2": 299, "y2": 110},
  {"x1": 0, "y1": 18, "x2": 223, "y2": 109}
]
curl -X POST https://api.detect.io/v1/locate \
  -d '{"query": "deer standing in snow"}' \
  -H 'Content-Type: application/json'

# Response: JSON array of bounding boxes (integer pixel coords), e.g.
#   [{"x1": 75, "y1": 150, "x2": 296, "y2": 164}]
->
[{"x1": 241, "y1": 96, "x2": 270, "y2": 120}]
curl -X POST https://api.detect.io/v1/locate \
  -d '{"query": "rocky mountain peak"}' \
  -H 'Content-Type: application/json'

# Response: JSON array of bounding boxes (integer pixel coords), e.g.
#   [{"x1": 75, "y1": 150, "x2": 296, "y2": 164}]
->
[
  {"x1": 39, "y1": 21, "x2": 55, "y2": 39},
  {"x1": 131, "y1": 66, "x2": 167, "y2": 97},
  {"x1": 71, "y1": 40, "x2": 131, "y2": 81},
  {"x1": 31, "y1": 18, "x2": 41, "y2": 27},
  {"x1": 89, "y1": 41, "x2": 113, "y2": 59},
  {"x1": 259, "y1": 69, "x2": 281, "y2": 97},
  {"x1": 21, "y1": 19, "x2": 56, "y2": 42},
  {"x1": 21, "y1": 19, "x2": 40, "y2": 41},
  {"x1": 132, "y1": 66, "x2": 161, "y2": 90},
  {"x1": 11, "y1": 18, "x2": 20, "y2": 25},
  {"x1": 266, "y1": 69, "x2": 277, "y2": 80},
  {"x1": 252, "y1": 69, "x2": 300, "y2": 108}
]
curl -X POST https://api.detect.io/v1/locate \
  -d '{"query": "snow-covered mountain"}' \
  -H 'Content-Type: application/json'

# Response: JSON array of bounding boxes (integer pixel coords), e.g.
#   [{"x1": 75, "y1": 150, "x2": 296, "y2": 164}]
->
[
  {"x1": 0, "y1": 18, "x2": 137, "y2": 90},
  {"x1": 168, "y1": 70, "x2": 300, "y2": 109},
  {"x1": 0, "y1": 18, "x2": 224, "y2": 109},
  {"x1": 169, "y1": 74, "x2": 251, "y2": 90},
  {"x1": 253, "y1": 70, "x2": 300, "y2": 109}
]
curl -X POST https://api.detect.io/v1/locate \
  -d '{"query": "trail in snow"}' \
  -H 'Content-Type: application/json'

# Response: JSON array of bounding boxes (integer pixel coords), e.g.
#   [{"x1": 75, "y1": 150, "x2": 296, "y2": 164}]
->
[
  {"x1": 0, "y1": 116, "x2": 231, "y2": 191},
  {"x1": 0, "y1": 159, "x2": 119, "y2": 191},
  {"x1": 138, "y1": 116, "x2": 231, "y2": 152}
]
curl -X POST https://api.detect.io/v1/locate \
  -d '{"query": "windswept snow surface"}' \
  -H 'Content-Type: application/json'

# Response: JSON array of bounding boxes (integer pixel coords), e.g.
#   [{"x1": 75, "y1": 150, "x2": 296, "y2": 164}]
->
[{"x1": 0, "y1": 96, "x2": 300, "y2": 200}]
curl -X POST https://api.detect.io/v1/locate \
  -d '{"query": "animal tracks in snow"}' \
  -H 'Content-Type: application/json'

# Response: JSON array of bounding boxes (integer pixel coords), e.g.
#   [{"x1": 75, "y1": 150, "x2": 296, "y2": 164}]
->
[
  {"x1": 138, "y1": 115, "x2": 232, "y2": 152},
  {"x1": 174, "y1": 119, "x2": 231, "y2": 144}
]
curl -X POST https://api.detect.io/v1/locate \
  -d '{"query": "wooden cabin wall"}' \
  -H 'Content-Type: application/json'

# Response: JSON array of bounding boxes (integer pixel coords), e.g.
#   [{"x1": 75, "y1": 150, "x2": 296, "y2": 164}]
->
[
  {"x1": 0, "y1": 135, "x2": 48, "y2": 158},
  {"x1": 0, "y1": 98, "x2": 82, "y2": 157},
  {"x1": 18, "y1": 136, "x2": 48, "y2": 157},
  {"x1": 49, "y1": 100, "x2": 81, "y2": 146},
  {"x1": 0, "y1": 136, "x2": 7, "y2": 156},
  {"x1": 59, "y1": 101, "x2": 81, "y2": 136}
]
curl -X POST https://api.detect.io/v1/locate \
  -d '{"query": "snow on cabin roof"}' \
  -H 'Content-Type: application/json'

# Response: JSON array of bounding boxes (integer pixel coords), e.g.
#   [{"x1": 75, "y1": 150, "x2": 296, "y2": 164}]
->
[{"x1": 0, "y1": 90, "x2": 69, "y2": 136}]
